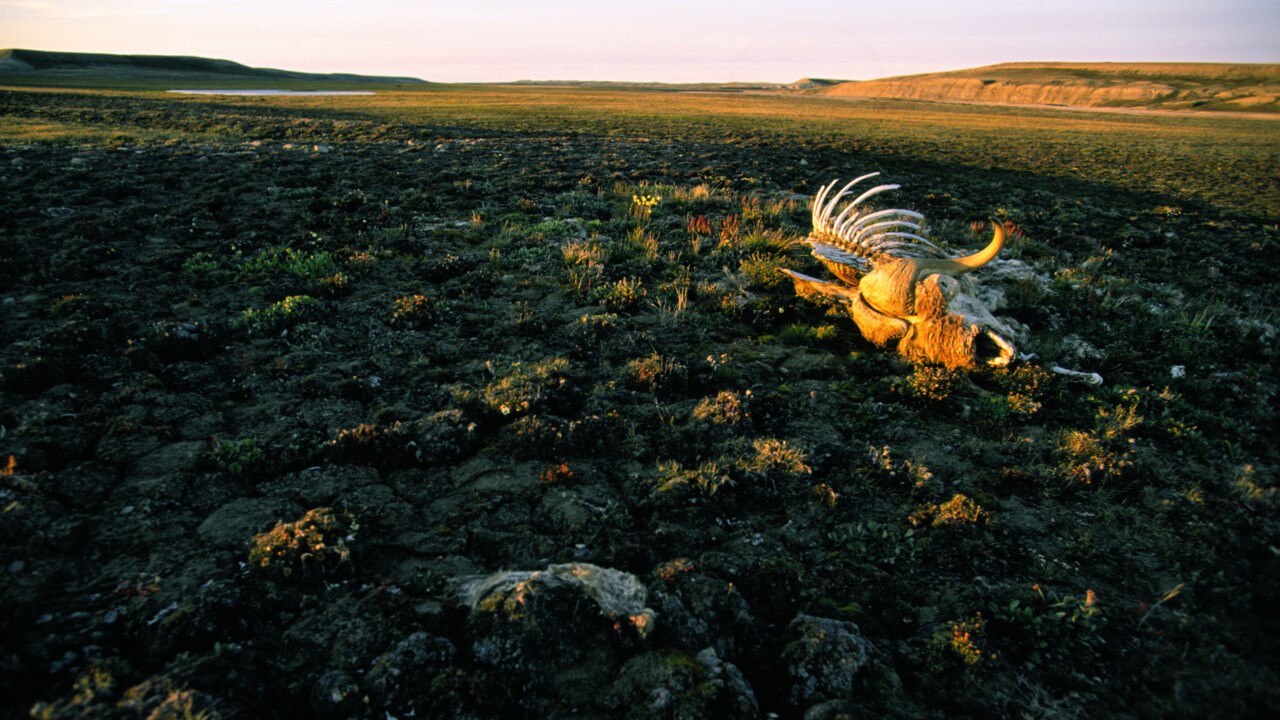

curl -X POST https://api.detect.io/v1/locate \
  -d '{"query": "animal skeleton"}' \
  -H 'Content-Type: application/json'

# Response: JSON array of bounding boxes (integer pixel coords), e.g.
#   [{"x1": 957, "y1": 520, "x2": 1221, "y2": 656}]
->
[{"x1": 783, "y1": 173, "x2": 1021, "y2": 369}]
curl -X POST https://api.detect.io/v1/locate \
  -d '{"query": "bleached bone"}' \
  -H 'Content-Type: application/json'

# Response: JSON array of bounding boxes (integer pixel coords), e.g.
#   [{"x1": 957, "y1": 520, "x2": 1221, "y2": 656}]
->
[{"x1": 1050, "y1": 366, "x2": 1104, "y2": 385}]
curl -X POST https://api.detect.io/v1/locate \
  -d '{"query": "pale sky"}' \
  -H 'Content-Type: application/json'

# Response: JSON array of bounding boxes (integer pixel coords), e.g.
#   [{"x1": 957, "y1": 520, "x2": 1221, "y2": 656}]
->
[{"x1": 2, "y1": 0, "x2": 1277, "y2": 82}]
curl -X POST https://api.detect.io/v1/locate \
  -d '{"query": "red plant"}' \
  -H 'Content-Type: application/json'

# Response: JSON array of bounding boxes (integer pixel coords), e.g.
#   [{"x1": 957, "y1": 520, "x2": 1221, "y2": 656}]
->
[{"x1": 539, "y1": 462, "x2": 574, "y2": 484}]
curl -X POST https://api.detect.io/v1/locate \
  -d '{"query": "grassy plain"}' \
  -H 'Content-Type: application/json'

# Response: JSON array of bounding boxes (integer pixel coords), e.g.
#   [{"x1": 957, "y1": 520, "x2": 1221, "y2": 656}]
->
[{"x1": 1, "y1": 83, "x2": 1278, "y2": 719}]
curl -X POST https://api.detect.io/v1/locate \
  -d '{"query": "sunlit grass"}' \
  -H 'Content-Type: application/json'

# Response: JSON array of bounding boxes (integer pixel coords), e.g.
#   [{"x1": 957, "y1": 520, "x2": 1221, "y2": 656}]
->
[
  {"x1": 3, "y1": 83, "x2": 1277, "y2": 215},
  {"x1": 0, "y1": 114, "x2": 213, "y2": 145}
]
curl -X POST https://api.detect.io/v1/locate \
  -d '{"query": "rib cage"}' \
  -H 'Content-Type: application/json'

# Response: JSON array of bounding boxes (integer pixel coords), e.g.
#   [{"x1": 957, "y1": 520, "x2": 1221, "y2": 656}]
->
[{"x1": 806, "y1": 173, "x2": 949, "y2": 279}]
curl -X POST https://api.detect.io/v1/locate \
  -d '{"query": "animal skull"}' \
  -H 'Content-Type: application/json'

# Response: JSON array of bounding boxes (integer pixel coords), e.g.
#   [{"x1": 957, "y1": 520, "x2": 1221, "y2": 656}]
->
[{"x1": 783, "y1": 174, "x2": 1021, "y2": 369}]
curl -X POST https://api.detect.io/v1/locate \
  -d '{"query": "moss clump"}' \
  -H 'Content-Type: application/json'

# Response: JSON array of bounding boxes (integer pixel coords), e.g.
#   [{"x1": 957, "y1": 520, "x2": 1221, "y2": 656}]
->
[
  {"x1": 208, "y1": 438, "x2": 266, "y2": 478},
  {"x1": 234, "y1": 295, "x2": 323, "y2": 336},
  {"x1": 1056, "y1": 395, "x2": 1144, "y2": 485},
  {"x1": 626, "y1": 352, "x2": 687, "y2": 393},
  {"x1": 238, "y1": 246, "x2": 346, "y2": 293},
  {"x1": 653, "y1": 459, "x2": 733, "y2": 497},
  {"x1": 906, "y1": 365, "x2": 962, "y2": 402},
  {"x1": 321, "y1": 422, "x2": 415, "y2": 467},
  {"x1": 482, "y1": 358, "x2": 571, "y2": 417},
  {"x1": 248, "y1": 507, "x2": 357, "y2": 580},
  {"x1": 933, "y1": 493, "x2": 988, "y2": 527},
  {"x1": 591, "y1": 276, "x2": 645, "y2": 311},
  {"x1": 389, "y1": 294, "x2": 435, "y2": 328},
  {"x1": 738, "y1": 437, "x2": 812, "y2": 480},
  {"x1": 928, "y1": 613, "x2": 991, "y2": 669},
  {"x1": 691, "y1": 390, "x2": 747, "y2": 426}
]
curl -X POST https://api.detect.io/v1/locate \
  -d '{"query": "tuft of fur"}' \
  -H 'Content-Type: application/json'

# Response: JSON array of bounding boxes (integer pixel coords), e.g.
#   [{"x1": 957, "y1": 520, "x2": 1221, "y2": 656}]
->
[
  {"x1": 914, "y1": 277, "x2": 949, "y2": 320},
  {"x1": 849, "y1": 293, "x2": 910, "y2": 346},
  {"x1": 857, "y1": 259, "x2": 918, "y2": 318},
  {"x1": 898, "y1": 315, "x2": 979, "y2": 369}
]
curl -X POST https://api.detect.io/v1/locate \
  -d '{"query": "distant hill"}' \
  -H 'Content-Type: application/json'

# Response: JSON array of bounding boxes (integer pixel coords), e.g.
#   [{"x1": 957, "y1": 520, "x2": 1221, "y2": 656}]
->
[
  {"x1": 815, "y1": 62, "x2": 1280, "y2": 113},
  {"x1": 785, "y1": 78, "x2": 847, "y2": 91},
  {"x1": 0, "y1": 49, "x2": 427, "y2": 84}
]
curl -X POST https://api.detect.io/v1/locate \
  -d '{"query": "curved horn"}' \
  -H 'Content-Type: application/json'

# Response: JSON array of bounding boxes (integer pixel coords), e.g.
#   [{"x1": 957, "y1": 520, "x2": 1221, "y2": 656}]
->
[{"x1": 909, "y1": 220, "x2": 1005, "y2": 278}]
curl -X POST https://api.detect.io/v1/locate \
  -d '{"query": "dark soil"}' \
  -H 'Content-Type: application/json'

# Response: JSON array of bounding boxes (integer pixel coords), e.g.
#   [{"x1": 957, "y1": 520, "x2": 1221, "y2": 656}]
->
[{"x1": 2, "y1": 88, "x2": 1278, "y2": 719}]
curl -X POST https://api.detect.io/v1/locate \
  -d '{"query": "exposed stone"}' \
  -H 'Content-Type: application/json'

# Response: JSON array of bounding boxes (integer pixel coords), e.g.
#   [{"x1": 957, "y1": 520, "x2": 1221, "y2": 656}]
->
[
  {"x1": 366, "y1": 631, "x2": 458, "y2": 715},
  {"x1": 459, "y1": 563, "x2": 656, "y2": 714},
  {"x1": 781, "y1": 614, "x2": 874, "y2": 708},
  {"x1": 602, "y1": 647, "x2": 760, "y2": 719},
  {"x1": 310, "y1": 669, "x2": 361, "y2": 720},
  {"x1": 649, "y1": 568, "x2": 757, "y2": 661},
  {"x1": 196, "y1": 496, "x2": 301, "y2": 549}
]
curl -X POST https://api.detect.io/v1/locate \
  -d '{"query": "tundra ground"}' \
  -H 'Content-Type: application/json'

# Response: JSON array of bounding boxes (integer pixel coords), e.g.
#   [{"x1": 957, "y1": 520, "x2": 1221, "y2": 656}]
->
[{"x1": 1, "y1": 85, "x2": 1277, "y2": 719}]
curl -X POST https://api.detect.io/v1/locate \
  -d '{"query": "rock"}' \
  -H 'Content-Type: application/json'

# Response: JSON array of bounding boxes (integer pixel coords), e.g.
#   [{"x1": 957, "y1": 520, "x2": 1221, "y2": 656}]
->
[
  {"x1": 335, "y1": 483, "x2": 412, "y2": 536},
  {"x1": 258, "y1": 465, "x2": 380, "y2": 505},
  {"x1": 459, "y1": 563, "x2": 654, "y2": 634},
  {"x1": 602, "y1": 647, "x2": 759, "y2": 719},
  {"x1": 366, "y1": 631, "x2": 457, "y2": 714},
  {"x1": 781, "y1": 614, "x2": 874, "y2": 708},
  {"x1": 802, "y1": 699, "x2": 855, "y2": 720},
  {"x1": 459, "y1": 563, "x2": 656, "y2": 713},
  {"x1": 196, "y1": 497, "x2": 301, "y2": 549},
  {"x1": 277, "y1": 595, "x2": 397, "y2": 693},
  {"x1": 132, "y1": 440, "x2": 206, "y2": 480},
  {"x1": 310, "y1": 669, "x2": 361, "y2": 719},
  {"x1": 147, "y1": 320, "x2": 210, "y2": 363},
  {"x1": 648, "y1": 566, "x2": 757, "y2": 661}
]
